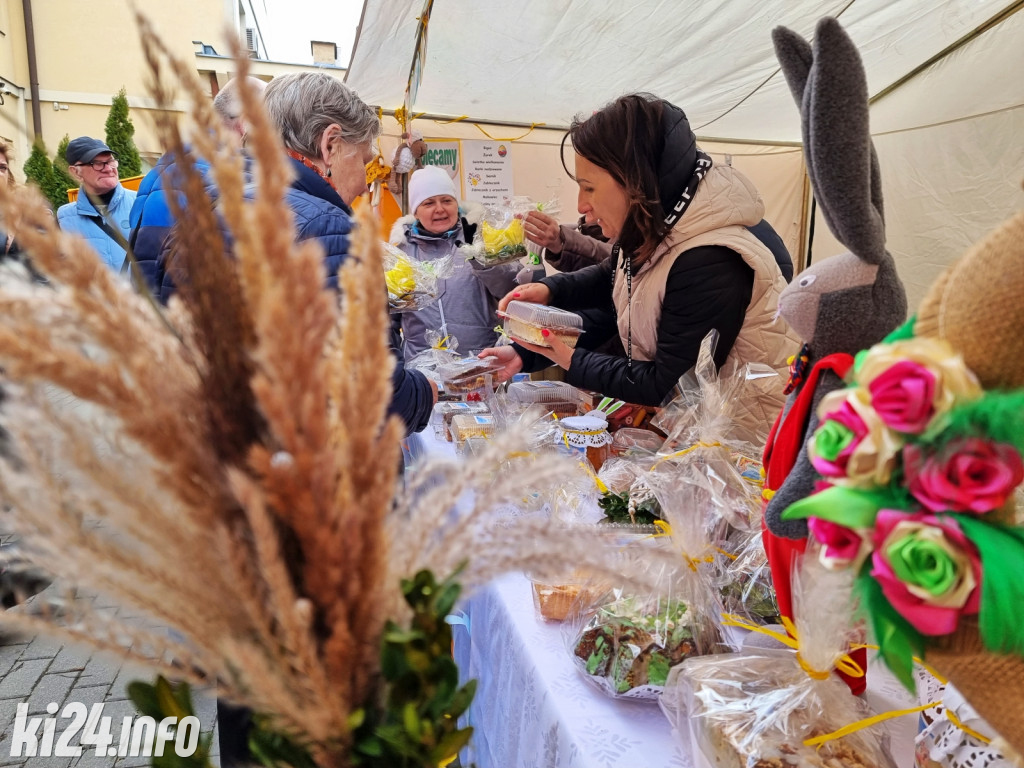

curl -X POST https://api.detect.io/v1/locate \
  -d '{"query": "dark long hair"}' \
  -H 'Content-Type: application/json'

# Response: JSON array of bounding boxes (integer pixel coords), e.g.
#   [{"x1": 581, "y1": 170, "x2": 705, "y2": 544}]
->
[{"x1": 561, "y1": 93, "x2": 669, "y2": 266}]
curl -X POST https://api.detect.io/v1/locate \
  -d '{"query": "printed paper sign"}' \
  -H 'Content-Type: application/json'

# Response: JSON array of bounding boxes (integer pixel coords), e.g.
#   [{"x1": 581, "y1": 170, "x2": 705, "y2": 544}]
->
[{"x1": 461, "y1": 140, "x2": 514, "y2": 206}]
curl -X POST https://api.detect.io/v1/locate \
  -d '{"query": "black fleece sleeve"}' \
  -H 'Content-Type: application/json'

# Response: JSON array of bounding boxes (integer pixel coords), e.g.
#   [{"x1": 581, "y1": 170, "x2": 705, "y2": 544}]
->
[
  {"x1": 538, "y1": 259, "x2": 615, "y2": 313},
  {"x1": 564, "y1": 245, "x2": 754, "y2": 406}
]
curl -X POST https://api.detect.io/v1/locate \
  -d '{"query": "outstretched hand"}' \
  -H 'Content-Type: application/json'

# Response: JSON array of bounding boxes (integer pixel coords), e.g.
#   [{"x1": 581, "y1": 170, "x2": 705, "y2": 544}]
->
[
  {"x1": 497, "y1": 282, "x2": 552, "y2": 313},
  {"x1": 516, "y1": 331, "x2": 575, "y2": 371},
  {"x1": 477, "y1": 345, "x2": 523, "y2": 384},
  {"x1": 524, "y1": 211, "x2": 563, "y2": 253}
]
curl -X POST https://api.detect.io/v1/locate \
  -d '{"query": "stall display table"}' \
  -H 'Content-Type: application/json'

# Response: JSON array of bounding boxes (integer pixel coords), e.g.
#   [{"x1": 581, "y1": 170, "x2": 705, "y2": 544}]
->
[{"x1": 452, "y1": 572, "x2": 693, "y2": 768}]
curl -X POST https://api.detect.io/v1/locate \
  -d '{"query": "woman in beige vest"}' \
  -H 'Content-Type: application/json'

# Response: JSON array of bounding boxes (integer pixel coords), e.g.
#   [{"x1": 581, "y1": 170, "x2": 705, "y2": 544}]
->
[{"x1": 481, "y1": 94, "x2": 798, "y2": 430}]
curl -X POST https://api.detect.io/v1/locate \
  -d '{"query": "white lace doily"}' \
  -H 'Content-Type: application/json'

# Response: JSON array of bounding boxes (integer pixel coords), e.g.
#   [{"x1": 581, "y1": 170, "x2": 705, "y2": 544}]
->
[
  {"x1": 557, "y1": 416, "x2": 612, "y2": 448},
  {"x1": 915, "y1": 667, "x2": 1015, "y2": 768}
]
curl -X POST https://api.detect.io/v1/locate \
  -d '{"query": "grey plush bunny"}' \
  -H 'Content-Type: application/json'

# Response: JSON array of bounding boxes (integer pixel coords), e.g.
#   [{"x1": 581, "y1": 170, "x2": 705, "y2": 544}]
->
[{"x1": 762, "y1": 17, "x2": 908, "y2": 543}]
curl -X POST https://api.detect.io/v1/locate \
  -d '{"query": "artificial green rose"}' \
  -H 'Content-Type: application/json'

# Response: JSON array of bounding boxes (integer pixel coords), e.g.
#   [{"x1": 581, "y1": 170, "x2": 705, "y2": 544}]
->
[{"x1": 813, "y1": 418, "x2": 855, "y2": 463}]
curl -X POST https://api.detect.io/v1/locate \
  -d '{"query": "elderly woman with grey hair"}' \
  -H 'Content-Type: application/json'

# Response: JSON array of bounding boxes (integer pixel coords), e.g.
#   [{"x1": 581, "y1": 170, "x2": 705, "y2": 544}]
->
[{"x1": 260, "y1": 72, "x2": 437, "y2": 433}]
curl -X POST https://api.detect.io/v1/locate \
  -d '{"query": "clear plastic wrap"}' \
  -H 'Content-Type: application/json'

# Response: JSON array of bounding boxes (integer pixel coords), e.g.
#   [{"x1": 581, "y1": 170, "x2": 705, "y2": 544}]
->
[
  {"x1": 524, "y1": 196, "x2": 562, "y2": 266},
  {"x1": 647, "y1": 332, "x2": 765, "y2": 532},
  {"x1": 661, "y1": 556, "x2": 898, "y2": 768},
  {"x1": 405, "y1": 330, "x2": 461, "y2": 385},
  {"x1": 565, "y1": 551, "x2": 729, "y2": 701},
  {"x1": 652, "y1": 329, "x2": 780, "y2": 454},
  {"x1": 718, "y1": 526, "x2": 780, "y2": 627},
  {"x1": 436, "y1": 355, "x2": 503, "y2": 397},
  {"x1": 500, "y1": 300, "x2": 584, "y2": 349},
  {"x1": 566, "y1": 465, "x2": 733, "y2": 701},
  {"x1": 465, "y1": 199, "x2": 533, "y2": 266},
  {"x1": 383, "y1": 243, "x2": 453, "y2": 313},
  {"x1": 429, "y1": 401, "x2": 490, "y2": 442}
]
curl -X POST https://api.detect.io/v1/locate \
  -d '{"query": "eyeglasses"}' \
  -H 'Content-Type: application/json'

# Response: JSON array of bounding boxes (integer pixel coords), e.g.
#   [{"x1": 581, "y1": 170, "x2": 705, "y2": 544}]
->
[{"x1": 75, "y1": 155, "x2": 119, "y2": 171}]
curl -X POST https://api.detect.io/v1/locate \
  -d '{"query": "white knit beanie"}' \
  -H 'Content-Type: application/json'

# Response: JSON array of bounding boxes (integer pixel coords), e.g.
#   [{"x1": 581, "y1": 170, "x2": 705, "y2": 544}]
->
[{"x1": 408, "y1": 166, "x2": 458, "y2": 214}]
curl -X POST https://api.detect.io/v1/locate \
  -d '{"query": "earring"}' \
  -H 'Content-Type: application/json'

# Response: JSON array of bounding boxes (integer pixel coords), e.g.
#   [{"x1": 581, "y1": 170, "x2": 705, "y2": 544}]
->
[{"x1": 327, "y1": 167, "x2": 332, "y2": 178}]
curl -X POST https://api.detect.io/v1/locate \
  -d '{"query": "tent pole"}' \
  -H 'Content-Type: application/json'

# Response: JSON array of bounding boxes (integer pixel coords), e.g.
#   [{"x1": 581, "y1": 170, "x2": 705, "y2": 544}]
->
[
  {"x1": 342, "y1": 0, "x2": 369, "y2": 81},
  {"x1": 870, "y1": 0, "x2": 1024, "y2": 104},
  {"x1": 797, "y1": 170, "x2": 814, "y2": 273}
]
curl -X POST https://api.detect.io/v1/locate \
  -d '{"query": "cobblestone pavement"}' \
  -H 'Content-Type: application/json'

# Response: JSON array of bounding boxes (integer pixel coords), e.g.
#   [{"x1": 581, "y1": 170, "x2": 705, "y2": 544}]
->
[{"x1": 0, "y1": 580, "x2": 220, "y2": 768}]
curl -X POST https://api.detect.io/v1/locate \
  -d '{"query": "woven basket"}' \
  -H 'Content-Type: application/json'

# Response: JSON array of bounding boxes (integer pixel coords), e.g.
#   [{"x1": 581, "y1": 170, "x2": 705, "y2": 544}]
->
[{"x1": 927, "y1": 617, "x2": 1024, "y2": 755}]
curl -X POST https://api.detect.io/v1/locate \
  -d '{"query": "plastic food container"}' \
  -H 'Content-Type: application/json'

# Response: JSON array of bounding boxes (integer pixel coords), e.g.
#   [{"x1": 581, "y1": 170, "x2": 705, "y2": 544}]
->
[
  {"x1": 528, "y1": 570, "x2": 595, "y2": 623},
  {"x1": 501, "y1": 301, "x2": 583, "y2": 349},
  {"x1": 610, "y1": 428, "x2": 665, "y2": 457},
  {"x1": 507, "y1": 380, "x2": 580, "y2": 404},
  {"x1": 437, "y1": 356, "x2": 503, "y2": 396},
  {"x1": 450, "y1": 413, "x2": 495, "y2": 444},
  {"x1": 430, "y1": 401, "x2": 490, "y2": 441}
]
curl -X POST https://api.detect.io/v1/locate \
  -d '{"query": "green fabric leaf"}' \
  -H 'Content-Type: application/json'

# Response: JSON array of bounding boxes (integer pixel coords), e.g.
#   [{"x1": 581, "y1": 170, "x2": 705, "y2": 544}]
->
[
  {"x1": 781, "y1": 485, "x2": 902, "y2": 528},
  {"x1": 854, "y1": 569, "x2": 924, "y2": 691},
  {"x1": 953, "y1": 515, "x2": 1024, "y2": 655}
]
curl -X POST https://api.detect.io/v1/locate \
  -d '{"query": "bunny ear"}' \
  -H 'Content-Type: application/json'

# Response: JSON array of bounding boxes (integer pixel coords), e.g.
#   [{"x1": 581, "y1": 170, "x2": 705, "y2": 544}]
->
[
  {"x1": 803, "y1": 17, "x2": 888, "y2": 265},
  {"x1": 772, "y1": 26, "x2": 813, "y2": 106}
]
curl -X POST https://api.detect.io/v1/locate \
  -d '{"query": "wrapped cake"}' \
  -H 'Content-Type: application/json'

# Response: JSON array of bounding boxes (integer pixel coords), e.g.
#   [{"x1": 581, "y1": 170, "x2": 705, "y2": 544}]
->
[
  {"x1": 661, "y1": 556, "x2": 897, "y2": 768},
  {"x1": 501, "y1": 301, "x2": 583, "y2": 349}
]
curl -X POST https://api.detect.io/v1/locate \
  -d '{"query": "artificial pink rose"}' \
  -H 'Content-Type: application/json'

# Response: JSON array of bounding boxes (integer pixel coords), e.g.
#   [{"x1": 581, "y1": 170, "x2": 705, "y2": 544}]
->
[
  {"x1": 870, "y1": 510, "x2": 980, "y2": 636},
  {"x1": 808, "y1": 389, "x2": 902, "y2": 488},
  {"x1": 807, "y1": 516, "x2": 871, "y2": 571},
  {"x1": 857, "y1": 337, "x2": 982, "y2": 435},
  {"x1": 904, "y1": 438, "x2": 1024, "y2": 514},
  {"x1": 866, "y1": 360, "x2": 936, "y2": 433}
]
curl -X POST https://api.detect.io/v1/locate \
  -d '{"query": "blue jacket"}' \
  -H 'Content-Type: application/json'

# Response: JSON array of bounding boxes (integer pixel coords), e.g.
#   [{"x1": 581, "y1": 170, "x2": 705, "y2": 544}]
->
[
  {"x1": 276, "y1": 156, "x2": 435, "y2": 435},
  {"x1": 128, "y1": 150, "x2": 219, "y2": 298},
  {"x1": 56, "y1": 183, "x2": 137, "y2": 272}
]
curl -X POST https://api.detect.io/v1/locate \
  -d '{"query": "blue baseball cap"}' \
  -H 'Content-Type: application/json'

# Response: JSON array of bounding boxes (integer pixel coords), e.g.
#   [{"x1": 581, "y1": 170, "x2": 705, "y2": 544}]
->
[{"x1": 66, "y1": 137, "x2": 114, "y2": 165}]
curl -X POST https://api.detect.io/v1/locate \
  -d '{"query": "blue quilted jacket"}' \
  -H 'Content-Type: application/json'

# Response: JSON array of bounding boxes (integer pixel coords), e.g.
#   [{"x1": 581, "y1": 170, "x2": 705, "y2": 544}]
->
[
  {"x1": 56, "y1": 183, "x2": 136, "y2": 272},
  {"x1": 277, "y1": 157, "x2": 434, "y2": 433},
  {"x1": 127, "y1": 149, "x2": 220, "y2": 299}
]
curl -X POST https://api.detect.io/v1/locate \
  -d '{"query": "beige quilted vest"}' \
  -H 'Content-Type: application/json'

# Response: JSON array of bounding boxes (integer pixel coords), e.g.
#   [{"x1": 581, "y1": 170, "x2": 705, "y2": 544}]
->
[{"x1": 611, "y1": 165, "x2": 801, "y2": 441}]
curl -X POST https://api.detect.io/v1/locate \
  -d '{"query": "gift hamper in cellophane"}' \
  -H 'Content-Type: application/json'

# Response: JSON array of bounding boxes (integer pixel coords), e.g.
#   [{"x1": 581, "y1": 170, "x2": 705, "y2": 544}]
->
[
  {"x1": 406, "y1": 330, "x2": 461, "y2": 386},
  {"x1": 383, "y1": 243, "x2": 453, "y2": 312},
  {"x1": 717, "y1": 526, "x2": 780, "y2": 627},
  {"x1": 660, "y1": 556, "x2": 899, "y2": 768},
  {"x1": 501, "y1": 301, "x2": 584, "y2": 349},
  {"x1": 565, "y1": 461, "x2": 735, "y2": 701},
  {"x1": 564, "y1": 551, "x2": 728, "y2": 701},
  {"x1": 647, "y1": 332, "x2": 768, "y2": 534},
  {"x1": 464, "y1": 200, "x2": 531, "y2": 266}
]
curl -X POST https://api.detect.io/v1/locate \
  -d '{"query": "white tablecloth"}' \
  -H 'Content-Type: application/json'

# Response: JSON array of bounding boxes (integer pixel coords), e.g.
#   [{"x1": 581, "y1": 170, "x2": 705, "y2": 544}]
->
[{"x1": 452, "y1": 572, "x2": 693, "y2": 768}]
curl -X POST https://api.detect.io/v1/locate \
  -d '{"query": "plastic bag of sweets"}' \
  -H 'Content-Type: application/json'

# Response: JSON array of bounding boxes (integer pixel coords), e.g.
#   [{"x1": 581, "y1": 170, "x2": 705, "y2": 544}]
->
[
  {"x1": 466, "y1": 199, "x2": 534, "y2": 266},
  {"x1": 383, "y1": 243, "x2": 453, "y2": 312}
]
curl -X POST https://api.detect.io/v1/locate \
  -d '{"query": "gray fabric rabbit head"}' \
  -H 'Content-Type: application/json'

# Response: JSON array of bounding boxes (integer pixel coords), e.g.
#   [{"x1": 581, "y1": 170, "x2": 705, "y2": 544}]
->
[{"x1": 773, "y1": 17, "x2": 907, "y2": 357}]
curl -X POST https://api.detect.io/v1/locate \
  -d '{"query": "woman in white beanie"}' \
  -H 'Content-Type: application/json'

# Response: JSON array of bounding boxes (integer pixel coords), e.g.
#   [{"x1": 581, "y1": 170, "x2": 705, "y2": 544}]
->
[{"x1": 390, "y1": 166, "x2": 520, "y2": 357}]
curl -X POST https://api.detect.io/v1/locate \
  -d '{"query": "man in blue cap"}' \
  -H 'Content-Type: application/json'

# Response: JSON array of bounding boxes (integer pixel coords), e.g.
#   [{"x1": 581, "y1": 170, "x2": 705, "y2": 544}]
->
[{"x1": 57, "y1": 136, "x2": 137, "y2": 273}]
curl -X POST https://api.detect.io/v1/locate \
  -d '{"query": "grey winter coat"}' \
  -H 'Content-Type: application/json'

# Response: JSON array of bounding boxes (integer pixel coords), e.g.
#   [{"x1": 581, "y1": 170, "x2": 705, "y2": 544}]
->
[{"x1": 390, "y1": 203, "x2": 520, "y2": 358}]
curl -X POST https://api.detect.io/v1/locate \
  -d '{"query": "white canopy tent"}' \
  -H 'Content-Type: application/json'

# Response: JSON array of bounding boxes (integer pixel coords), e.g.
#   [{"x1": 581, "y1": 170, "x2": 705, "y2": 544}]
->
[{"x1": 347, "y1": 0, "x2": 1024, "y2": 307}]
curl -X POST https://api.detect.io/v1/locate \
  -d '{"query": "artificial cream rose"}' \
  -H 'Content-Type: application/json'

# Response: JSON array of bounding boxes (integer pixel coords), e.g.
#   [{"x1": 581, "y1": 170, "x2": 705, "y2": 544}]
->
[
  {"x1": 809, "y1": 388, "x2": 903, "y2": 487},
  {"x1": 857, "y1": 337, "x2": 982, "y2": 434}
]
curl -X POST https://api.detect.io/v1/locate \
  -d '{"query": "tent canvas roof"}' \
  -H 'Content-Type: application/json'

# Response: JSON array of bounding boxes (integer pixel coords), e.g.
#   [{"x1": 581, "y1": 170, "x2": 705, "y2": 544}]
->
[{"x1": 346, "y1": 0, "x2": 1023, "y2": 143}]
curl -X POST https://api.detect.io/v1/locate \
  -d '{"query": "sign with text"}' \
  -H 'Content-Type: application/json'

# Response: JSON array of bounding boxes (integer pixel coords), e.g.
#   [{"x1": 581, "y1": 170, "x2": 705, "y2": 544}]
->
[
  {"x1": 421, "y1": 139, "x2": 463, "y2": 196},
  {"x1": 462, "y1": 140, "x2": 514, "y2": 205}
]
